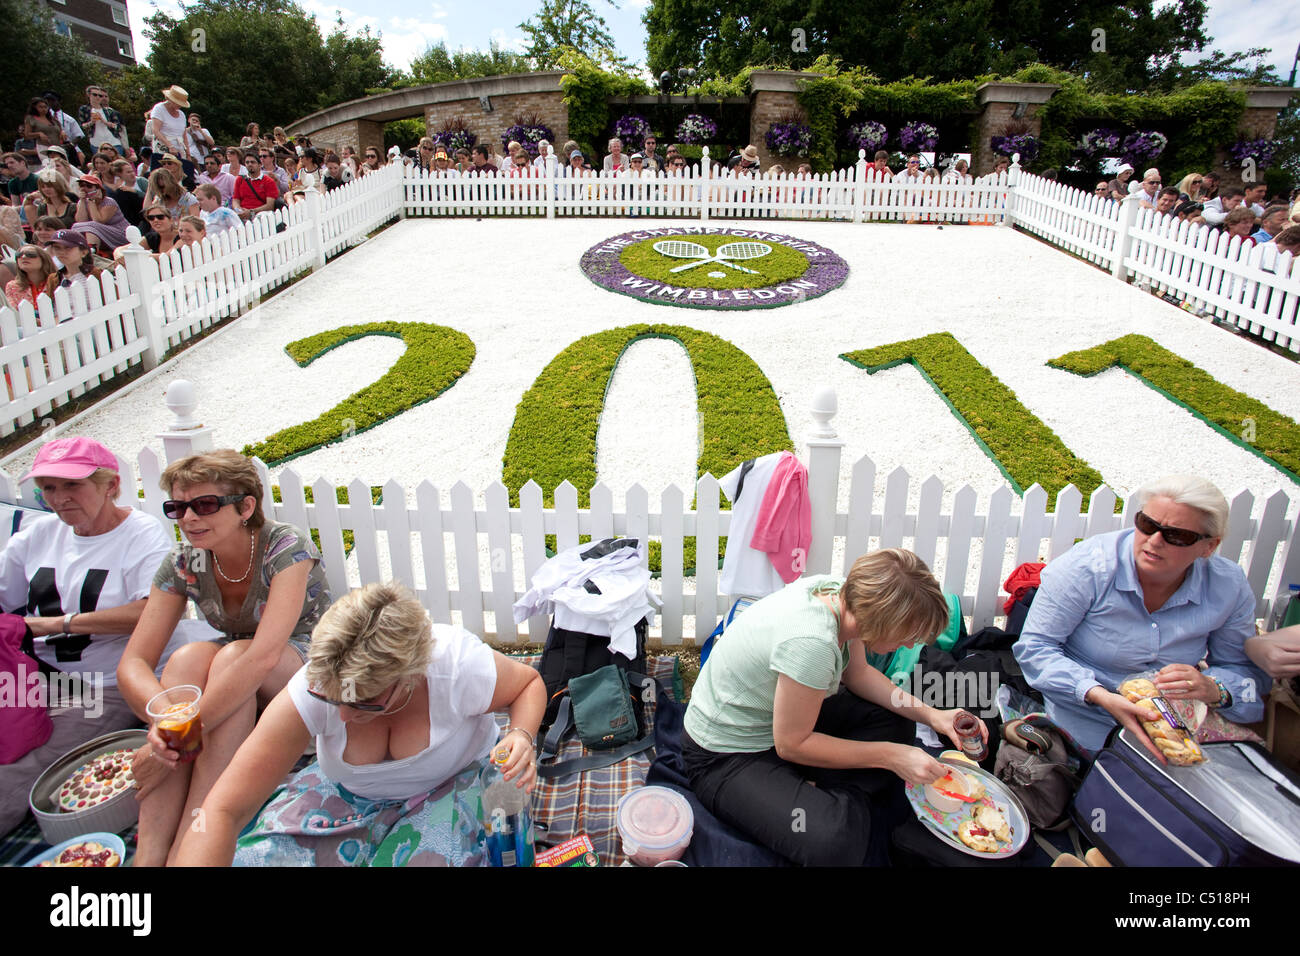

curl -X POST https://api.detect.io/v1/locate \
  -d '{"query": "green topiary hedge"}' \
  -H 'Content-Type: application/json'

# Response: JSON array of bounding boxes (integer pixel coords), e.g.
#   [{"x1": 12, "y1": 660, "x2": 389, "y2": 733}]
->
[
  {"x1": 842, "y1": 332, "x2": 1105, "y2": 508},
  {"x1": 1049, "y1": 334, "x2": 1300, "y2": 485},
  {"x1": 241, "y1": 321, "x2": 475, "y2": 466},
  {"x1": 503, "y1": 323, "x2": 793, "y2": 571}
]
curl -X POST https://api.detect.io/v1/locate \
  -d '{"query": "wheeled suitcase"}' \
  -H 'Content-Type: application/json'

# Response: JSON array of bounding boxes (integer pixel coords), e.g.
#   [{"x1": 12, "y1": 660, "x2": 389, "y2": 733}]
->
[{"x1": 1070, "y1": 726, "x2": 1300, "y2": 866}]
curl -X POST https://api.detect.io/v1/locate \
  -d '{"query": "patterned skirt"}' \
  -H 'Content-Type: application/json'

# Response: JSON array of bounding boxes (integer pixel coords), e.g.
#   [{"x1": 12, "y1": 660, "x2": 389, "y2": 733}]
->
[{"x1": 233, "y1": 758, "x2": 505, "y2": 867}]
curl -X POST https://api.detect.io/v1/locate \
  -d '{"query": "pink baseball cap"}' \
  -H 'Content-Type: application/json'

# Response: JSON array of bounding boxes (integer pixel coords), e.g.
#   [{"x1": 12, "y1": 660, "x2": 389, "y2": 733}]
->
[{"x1": 21, "y1": 437, "x2": 119, "y2": 482}]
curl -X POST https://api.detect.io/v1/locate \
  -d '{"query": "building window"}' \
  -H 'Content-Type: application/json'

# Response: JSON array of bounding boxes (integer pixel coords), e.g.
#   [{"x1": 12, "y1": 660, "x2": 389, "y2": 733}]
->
[
  {"x1": 111, "y1": 5, "x2": 128, "y2": 25},
  {"x1": 117, "y1": 37, "x2": 132, "y2": 56},
  {"x1": 53, "y1": 18, "x2": 71, "y2": 35}
]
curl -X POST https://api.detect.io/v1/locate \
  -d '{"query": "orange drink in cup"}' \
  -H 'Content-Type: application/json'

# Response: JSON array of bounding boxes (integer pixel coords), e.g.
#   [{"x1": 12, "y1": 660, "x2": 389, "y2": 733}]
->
[{"x1": 146, "y1": 685, "x2": 204, "y2": 762}]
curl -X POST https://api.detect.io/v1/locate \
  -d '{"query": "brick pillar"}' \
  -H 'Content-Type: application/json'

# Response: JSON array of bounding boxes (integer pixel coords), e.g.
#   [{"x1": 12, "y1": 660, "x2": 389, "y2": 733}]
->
[
  {"x1": 972, "y1": 82, "x2": 1059, "y2": 176},
  {"x1": 1213, "y1": 86, "x2": 1298, "y2": 190},
  {"x1": 311, "y1": 118, "x2": 385, "y2": 156},
  {"x1": 747, "y1": 70, "x2": 823, "y2": 171}
]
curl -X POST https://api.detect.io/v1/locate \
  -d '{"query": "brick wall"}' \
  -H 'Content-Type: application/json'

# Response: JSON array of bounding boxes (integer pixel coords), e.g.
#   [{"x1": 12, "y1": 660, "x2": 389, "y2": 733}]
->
[
  {"x1": 425, "y1": 92, "x2": 567, "y2": 158},
  {"x1": 309, "y1": 119, "x2": 385, "y2": 156},
  {"x1": 971, "y1": 103, "x2": 1048, "y2": 176},
  {"x1": 748, "y1": 91, "x2": 803, "y2": 170}
]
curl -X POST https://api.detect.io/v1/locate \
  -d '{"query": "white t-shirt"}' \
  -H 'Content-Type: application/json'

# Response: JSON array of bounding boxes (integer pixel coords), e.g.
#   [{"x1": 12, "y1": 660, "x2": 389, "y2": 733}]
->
[
  {"x1": 148, "y1": 103, "x2": 187, "y2": 152},
  {"x1": 183, "y1": 127, "x2": 213, "y2": 164},
  {"x1": 0, "y1": 509, "x2": 171, "y2": 685},
  {"x1": 286, "y1": 624, "x2": 499, "y2": 800},
  {"x1": 718, "y1": 453, "x2": 788, "y2": 599}
]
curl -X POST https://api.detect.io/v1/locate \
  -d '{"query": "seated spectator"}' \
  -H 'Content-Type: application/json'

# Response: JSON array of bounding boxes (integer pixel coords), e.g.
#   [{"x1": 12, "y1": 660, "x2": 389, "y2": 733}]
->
[
  {"x1": 297, "y1": 148, "x2": 322, "y2": 192},
  {"x1": 1094, "y1": 180, "x2": 1110, "y2": 198},
  {"x1": 105, "y1": 158, "x2": 146, "y2": 226},
  {"x1": 433, "y1": 149, "x2": 454, "y2": 176},
  {"x1": 868, "y1": 150, "x2": 893, "y2": 181},
  {"x1": 46, "y1": 230, "x2": 103, "y2": 296},
  {"x1": 131, "y1": 204, "x2": 183, "y2": 257},
  {"x1": 118, "y1": 449, "x2": 333, "y2": 865},
  {"x1": 196, "y1": 184, "x2": 241, "y2": 236},
  {"x1": 943, "y1": 159, "x2": 971, "y2": 183},
  {"x1": 239, "y1": 122, "x2": 261, "y2": 150},
  {"x1": 88, "y1": 152, "x2": 113, "y2": 184},
  {"x1": 32, "y1": 215, "x2": 66, "y2": 249},
  {"x1": 1108, "y1": 162, "x2": 1135, "y2": 196},
  {"x1": 272, "y1": 126, "x2": 290, "y2": 150},
  {"x1": 560, "y1": 140, "x2": 580, "y2": 166},
  {"x1": 321, "y1": 153, "x2": 345, "y2": 192},
  {"x1": 177, "y1": 214, "x2": 206, "y2": 250},
  {"x1": 641, "y1": 135, "x2": 661, "y2": 172},
  {"x1": 1199, "y1": 171, "x2": 1221, "y2": 202},
  {"x1": 1134, "y1": 168, "x2": 1162, "y2": 207},
  {"x1": 261, "y1": 147, "x2": 290, "y2": 192},
  {"x1": 175, "y1": 581, "x2": 545, "y2": 866},
  {"x1": 339, "y1": 145, "x2": 359, "y2": 181},
  {"x1": 219, "y1": 146, "x2": 245, "y2": 178},
  {"x1": 604, "y1": 137, "x2": 627, "y2": 173},
  {"x1": 4, "y1": 244, "x2": 56, "y2": 310},
  {"x1": 1015, "y1": 475, "x2": 1268, "y2": 758},
  {"x1": 1202, "y1": 186, "x2": 1245, "y2": 226},
  {"x1": 3, "y1": 152, "x2": 40, "y2": 206},
  {"x1": 362, "y1": 146, "x2": 383, "y2": 172},
  {"x1": 682, "y1": 550, "x2": 971, "y2": 866},
  {"x1": 1254, "y1": 204, "x2": 1291, "y2": 243},
  {"x1": 532, "y1": 140, "x2": 552, "y2": 170},
  {"x1": 1173, "y1": 201, "x2": 1204, "y2": 224},
  {"x1": 145, "y1": 166, "x2": 198, "y2": 219},
  {"x1": 1243, "y1": 183, "x2": 1267, "y2": 217},
  {"x1": 1222, "y1": 206, "x2": 1256, "y2": 244},
  {"x1": 1153, "y1": 186, "x2": 1180, "y2": 216},
  {"x1": 0, "y1": 438, "x2": 198, "y2": 836},
  {"x1": 894, "y1": 154, "x2": 924, "y2": 183},
  {"x1": 737, "y1": 144, "x2": 761, "y2": 174},
  {"x1": 21, "y1": 169, "x2": 75, "y2": 230},
  {"x1": 196, "y1": 153, "x2": 236, "y2": 206},
  {"x1": 156, "y1": 152, "x2": 194, "y2": 192},
  {"x1": 414, "y1": 137, "x2": 435, "y2": 172},
  {"x1": 568, "y1": 149, "x2": 590, "y2": 173},
  {"x1": 71, "y1": 174, "x2": 131, "y2": 254},
  {"x1": 1272, "y1": 224, "x2": 1300, "y2": 257},
  {"x1": 1175, "y1": 173, "x2": 1204, "y2": 201},
  {"x1": 470, "y1": 145, "x2": 497, "y2": 175},
  {"x1": 231, "y1": 152, "x2": 280, "y2": 220}
]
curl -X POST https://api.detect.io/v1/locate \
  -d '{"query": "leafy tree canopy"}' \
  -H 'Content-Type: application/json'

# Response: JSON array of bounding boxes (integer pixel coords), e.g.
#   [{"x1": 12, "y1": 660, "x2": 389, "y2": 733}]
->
[
  {"x1": 406, "y1": 41, "x2": 535, "y2": 85},
  {"x1": 0, "y1": 0, "x2": 104, "y2": 139},
  {"x1": 521, "y1": 0, "x2": 630, "y2": 71}
]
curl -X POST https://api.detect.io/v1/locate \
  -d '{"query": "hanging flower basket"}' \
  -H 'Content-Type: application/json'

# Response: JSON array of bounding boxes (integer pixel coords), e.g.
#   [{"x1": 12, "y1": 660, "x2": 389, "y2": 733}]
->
[
  {"x1": 991, "y1": 133, "x2": 1041, "y2": 163},
  {"x1": 846, "y1": 120, "x2": 889, "y2": 153},
  {"x1": 765, "y1": 121, "x2": 812, "y2": 157},
  {"x1": 431, "y1": 120, "x2": 477, "y2": 153},
  {"x1": 1077, "y1": 128, "x2": 1121, "y2": 157},
  {"x1": 898, "y1": 121, "x2": 939, "y2": 152},
  {"x1": 675, "y1": 114, "x2": 718, "y2": 145},
  {"x1": 1120, "y1": 130, "x2": 1168, "y2": 165},
  {"x1": 613, "y1": 114, "x2": 652, "y2": 145},
  {"x1": 501, "y1": 118, "x2": 555, "y2": 158},
  {"x1": 1227, "y1": 138, "x2": 1279, "y2": 169}
]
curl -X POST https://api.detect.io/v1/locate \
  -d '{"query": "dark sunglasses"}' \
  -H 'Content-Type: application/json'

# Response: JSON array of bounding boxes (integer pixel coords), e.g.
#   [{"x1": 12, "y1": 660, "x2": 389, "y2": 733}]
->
[
  {"x1": 1134, "y1": 511, "x2": 1211, "y2": 547},
  {"x1": 162, "y1": 493, "x2": 248, "y2": 519},
  {"x1": 306, "y1": 683, "x2": 395, "y2": 712},
  {"x1": 146, "y1": 213, "x2": 169, "y2": 221},
  {"x1": 17, "y1": 250, "x2": 41, "y2": 258}
]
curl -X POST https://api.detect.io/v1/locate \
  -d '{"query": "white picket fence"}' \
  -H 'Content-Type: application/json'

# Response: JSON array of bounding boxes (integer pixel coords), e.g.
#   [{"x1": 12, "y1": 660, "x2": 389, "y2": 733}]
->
[{"x1": 3, "y1": 394, "x2": 1298, "y2": 645}]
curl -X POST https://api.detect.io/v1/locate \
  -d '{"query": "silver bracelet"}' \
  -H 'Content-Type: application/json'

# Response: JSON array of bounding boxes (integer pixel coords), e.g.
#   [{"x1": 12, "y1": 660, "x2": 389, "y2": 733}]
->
[
  {"x1": 505, "y1": 726, "x2": 536, "y2": 748},
  {"x1": 62, "y1": 612, "x2": 75, "y2": 634}
]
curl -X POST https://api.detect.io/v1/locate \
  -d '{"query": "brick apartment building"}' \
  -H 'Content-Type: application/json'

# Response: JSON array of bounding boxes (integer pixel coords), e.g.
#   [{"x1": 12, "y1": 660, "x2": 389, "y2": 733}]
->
[{"x1": 37, "y1": 0, "x2": 136, "y2": 69}]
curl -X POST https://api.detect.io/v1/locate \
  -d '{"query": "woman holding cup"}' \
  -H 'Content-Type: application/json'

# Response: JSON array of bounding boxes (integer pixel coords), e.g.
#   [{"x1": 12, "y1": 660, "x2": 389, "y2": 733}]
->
[{"x1": 118, "y1": 449, "x2": 332, "y2": 866}]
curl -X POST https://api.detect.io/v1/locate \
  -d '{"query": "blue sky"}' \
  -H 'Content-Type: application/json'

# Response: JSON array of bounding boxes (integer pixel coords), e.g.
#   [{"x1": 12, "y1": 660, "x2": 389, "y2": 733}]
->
[{"x1": 128, "y1": 0, "x2": 1299, "y2": 81}]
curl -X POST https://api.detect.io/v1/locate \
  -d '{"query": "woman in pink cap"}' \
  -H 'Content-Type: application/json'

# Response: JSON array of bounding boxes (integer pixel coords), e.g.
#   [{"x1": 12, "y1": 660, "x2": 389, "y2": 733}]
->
[{"x1": 0, "y1": 437, "x2": 178, "y2": 835}]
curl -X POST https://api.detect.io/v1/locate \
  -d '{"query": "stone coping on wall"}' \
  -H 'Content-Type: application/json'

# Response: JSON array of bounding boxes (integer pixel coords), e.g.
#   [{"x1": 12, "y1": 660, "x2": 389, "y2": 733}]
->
[
  {"x1": 288, "y1": 71, "x2": 567, "y2": 133},
  {"x1": 1242, "y1": 86, "x2": 1299, "y2": 109},
  {"x1": 746, "y1": 70, "x2": 824, "y2": 94},
  {"x1": 975, "y1": 82, "x2": 1060, "y2": 106}
]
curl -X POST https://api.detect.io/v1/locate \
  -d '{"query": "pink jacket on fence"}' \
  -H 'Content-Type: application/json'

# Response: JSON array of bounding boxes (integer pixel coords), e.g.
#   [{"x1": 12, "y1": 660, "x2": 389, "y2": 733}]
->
[{"x1": 750, "y1": 451, "x2": 811, "y2": 584}]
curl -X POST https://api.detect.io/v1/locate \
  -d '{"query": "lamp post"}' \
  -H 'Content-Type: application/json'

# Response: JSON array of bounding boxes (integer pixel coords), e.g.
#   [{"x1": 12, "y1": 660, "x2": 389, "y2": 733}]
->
[{"x1": 1288, "y1": 41, "x2": 1299, "y2": 88}]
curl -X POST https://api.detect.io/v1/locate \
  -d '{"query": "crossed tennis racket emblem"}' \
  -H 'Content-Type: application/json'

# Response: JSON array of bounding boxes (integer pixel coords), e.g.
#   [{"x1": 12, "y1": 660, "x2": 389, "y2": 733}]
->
[{"x1": 652, "y1": 239, "x2": 772, "y2": 275}]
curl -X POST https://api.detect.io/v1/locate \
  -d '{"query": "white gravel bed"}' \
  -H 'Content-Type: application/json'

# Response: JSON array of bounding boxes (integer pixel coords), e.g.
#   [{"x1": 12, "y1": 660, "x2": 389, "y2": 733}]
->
[{"x1": 6, "y1": 217, "x2": 1299, "y2": 631}]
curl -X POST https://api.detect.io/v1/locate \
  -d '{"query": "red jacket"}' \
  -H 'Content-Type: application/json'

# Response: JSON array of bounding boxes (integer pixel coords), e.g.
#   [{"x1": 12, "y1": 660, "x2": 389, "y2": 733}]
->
[{"x1": 233, "y1": 173, "x2": 279, "y2": 211}]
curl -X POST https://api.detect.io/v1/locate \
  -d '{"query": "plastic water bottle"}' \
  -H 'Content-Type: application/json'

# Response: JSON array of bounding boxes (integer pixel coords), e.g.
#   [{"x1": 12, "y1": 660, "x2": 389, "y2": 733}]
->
[{"x1": 482, "y1": 746, "x2": 534, "y2": 867}]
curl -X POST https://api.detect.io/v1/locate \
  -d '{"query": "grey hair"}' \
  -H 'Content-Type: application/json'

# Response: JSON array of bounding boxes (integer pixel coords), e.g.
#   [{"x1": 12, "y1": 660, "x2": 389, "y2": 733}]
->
[{"x1": 1132, "y1": 475, "x2": 1228, "y2": 538}]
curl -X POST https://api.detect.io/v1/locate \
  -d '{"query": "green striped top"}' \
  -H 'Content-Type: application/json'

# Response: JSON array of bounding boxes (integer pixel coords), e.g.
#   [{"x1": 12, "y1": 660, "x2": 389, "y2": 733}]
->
[{"x1": 685, "y1": 575, "x2": 850, "y2": 753}]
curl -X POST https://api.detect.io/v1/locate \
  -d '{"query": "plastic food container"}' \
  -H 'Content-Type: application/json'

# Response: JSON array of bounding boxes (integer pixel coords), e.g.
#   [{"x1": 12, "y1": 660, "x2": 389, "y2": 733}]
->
[
  {"x1": 24, "y1": 832, "x2": 126, "y2": 867},
  {"x1": 29, "y1": 729, "x2": 148, "y2": 845},
  {"x1": 617, "y1": 786, "x2": 693, "y2": 865}
]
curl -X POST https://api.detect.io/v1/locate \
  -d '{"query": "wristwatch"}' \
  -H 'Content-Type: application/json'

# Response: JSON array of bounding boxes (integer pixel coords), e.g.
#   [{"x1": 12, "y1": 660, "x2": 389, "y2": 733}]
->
[{"x1": 62, "y1": 612, "x2": 75, "y2": 634}]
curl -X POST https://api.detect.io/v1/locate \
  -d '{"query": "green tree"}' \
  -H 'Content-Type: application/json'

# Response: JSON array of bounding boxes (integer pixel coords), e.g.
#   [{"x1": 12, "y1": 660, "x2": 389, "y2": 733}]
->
[
  {"x1": 0, "y1": 0, "x2": 104, "y2": 141},
  {"x1": 142, "y1": 0, "x2": 392, "y2": 143},
  {"x1": 406, "y1": 41, "x2": 534, "y2": 85},
  {"x1": 521, "y1": 0, "x2": 629, "y2": 70},
  {"x1": 102, "y1": 64, "x2": 165, "y2": 149}
]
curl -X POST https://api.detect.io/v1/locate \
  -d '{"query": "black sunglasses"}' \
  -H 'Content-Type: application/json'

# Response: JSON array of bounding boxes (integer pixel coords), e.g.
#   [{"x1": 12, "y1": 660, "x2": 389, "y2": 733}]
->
[
  {"x1": 146, "y1": 213, "x2": 170, "y2": 221},
  {"x1": 162, "y1": 493, "x2": 248, "y2": 519},
  {"x1": 1134, "y1": 511, "x2": 1211, "y2": 547},
  {"x1": 306, "y1": 683, "x2": 396, "y2": 712}
]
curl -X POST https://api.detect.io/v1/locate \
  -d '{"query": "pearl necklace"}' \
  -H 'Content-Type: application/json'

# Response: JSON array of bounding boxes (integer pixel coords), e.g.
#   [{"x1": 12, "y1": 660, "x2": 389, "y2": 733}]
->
[{"x1": 214, "y1": 530, "x2": 256, "y2": 583}]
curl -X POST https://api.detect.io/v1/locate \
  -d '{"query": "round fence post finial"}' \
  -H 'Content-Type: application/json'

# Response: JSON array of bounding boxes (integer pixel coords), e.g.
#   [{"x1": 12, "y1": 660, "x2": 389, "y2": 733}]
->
[
  {"x1": 164, "y1": 379, "x2": 201, "y2": 430},
  {"x1": 809, "y1": 386, "x2": 838, "y2": 439}
]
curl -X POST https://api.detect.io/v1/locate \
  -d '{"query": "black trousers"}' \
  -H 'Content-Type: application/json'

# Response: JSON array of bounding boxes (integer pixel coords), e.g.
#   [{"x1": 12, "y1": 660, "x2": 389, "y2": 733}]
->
[{"x1": 682, "y1": 690, "x2": 913, "y2": 866}]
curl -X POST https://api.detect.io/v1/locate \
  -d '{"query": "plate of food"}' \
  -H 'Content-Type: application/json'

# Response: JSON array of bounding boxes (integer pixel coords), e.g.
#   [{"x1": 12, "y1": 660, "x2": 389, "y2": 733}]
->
[
  {"x1": 25, "y1": 832, "x2": 126, "y2": 868},
  {"x1": 904, "y1": 756, "x2": 1030, "y2": 859}
]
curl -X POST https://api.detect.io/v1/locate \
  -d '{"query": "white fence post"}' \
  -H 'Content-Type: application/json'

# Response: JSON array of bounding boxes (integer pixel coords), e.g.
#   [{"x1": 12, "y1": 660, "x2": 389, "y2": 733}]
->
[
  {"x1": 700, "y1": 146, "x2": 711, "y2": 223},
  {"x1": 117, "y1": 239, "x2": 166, "y2": 370},
  {"x1": 302, "y1": 188, "x2": 327, "y2": 272},
  {"x1": 1110, "y1": 194, "x2": 1142, "y2": 283},
  {"x1": 804, "y1": 386, "x2": 845, "y2": 576},
  {"x1": 853, "y1": 149, "x2": 867, "y2": 224},
  {"x1": 156, "y1": 380, "x2": 215, "y2": 463},
  {"x1": 1003, "y1": 154, "x2": 1022, "y2": 228},
  {"x1": 394, "y1": 163, "x2": 408, "y2": 220}
]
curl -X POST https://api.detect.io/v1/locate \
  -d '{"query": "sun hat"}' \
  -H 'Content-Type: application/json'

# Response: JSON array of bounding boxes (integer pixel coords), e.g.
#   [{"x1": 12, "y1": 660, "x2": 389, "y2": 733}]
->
[
  {"x1": 48, "y1": 229, "x2": 90, "y2": 251},
  {"x1": 570, "y1": 150, "x2": 584, "y2": 160},
  {"x1": 1116, "y1": 163, "x2": 1134, "y2": 175},
  {"x1": 43, "y1": 145, "x2": 69, "y2": 161},
  {"x1": 161, "y1": 86, "x2": 190, "y2": 108},
  {"x1": 741, "y1": 145, "x2": 760, "y2": 163},
  {"x1": 159, "y1": 153, "x2": 183, "y2": 165},
  {"x1": 630, "y1": 153, "x2": 644, "y2": 160},
  {"x1": 21, "y1": 437, "x2": 119, "y2": 483},
  {"x1": 76, "y1": 174, "x2": 104, "y2": 190},
  {"x1": 387, "y1": 145, "x2": 401, "y2": 160}
]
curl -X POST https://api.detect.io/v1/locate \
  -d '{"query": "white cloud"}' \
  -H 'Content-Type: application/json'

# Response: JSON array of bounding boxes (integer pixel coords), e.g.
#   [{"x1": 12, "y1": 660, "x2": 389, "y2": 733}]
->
[
  {"x1": 300, "y1": 0, "x2": 380, "y2": 34},
  {"x1": 383, "y1": 17, "x2": 451, "y2": 69},
  {"x1": 429, "y1": 2, "x2": 450, "y2": 19},
  {"x1": 488, "y1": 28, "x2": 528, "y2": 54},
  {"x1": 625, "y1": 0, "x2": 652, "y2": 9},
  {"x1": 1202, "y1": 0, "x2": 1299, "y2": 77}
]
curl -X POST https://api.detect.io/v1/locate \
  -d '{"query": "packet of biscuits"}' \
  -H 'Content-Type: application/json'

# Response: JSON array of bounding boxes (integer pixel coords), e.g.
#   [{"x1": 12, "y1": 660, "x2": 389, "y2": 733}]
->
[{"x1": 1117, "y1": 673, "x2": 1207, "y2": 766}]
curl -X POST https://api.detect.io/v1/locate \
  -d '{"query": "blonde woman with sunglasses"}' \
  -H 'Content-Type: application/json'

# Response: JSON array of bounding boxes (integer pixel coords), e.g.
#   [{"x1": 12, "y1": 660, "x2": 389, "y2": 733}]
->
[
  {"x1": 176, "y1": 581, "x2": 545, "y2": 866},
  {"x1": 118, "y1": 449, "x2": 333, "y2": 866}
]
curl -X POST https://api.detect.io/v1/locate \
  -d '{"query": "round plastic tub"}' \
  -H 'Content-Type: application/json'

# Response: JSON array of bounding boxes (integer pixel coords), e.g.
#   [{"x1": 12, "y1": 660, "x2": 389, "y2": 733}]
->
[{"x1": 617, "y1": 786, "x2": 693, "y2": 865}]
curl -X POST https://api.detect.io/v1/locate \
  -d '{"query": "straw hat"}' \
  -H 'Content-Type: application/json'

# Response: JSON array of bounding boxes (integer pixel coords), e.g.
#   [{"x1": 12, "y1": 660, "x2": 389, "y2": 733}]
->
[
  {"x1": 740, "y1": 144, "x2": 760, "y2": 164},
  {"x1": 161, "y1": 86, "x2": 190, "y2": 108}
]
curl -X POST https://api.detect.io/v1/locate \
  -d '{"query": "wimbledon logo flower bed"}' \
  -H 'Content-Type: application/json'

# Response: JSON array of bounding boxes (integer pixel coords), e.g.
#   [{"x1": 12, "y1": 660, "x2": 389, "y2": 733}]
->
[{"x1": 580, "y1": 228, "x2": 849, "y2": 309}]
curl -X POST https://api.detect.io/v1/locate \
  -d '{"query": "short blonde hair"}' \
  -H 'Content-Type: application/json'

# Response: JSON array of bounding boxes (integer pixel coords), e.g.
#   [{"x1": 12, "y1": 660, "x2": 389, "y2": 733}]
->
[
  {"x1": 306, "y1": 582, "x2": 434, "y2": 700},
  {"x1": 840, "y1": 549, "x2": 949, "y2": 651},
  {"x1": 160, "y1": 449, "x2": 265, "y2": 529},
  {"x1": 1132, "y1": 475, "x2": 1228, "y2": 538}
]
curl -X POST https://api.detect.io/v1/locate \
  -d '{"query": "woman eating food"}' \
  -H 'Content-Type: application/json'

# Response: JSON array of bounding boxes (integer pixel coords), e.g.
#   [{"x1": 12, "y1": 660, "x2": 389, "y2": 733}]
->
[
  {"x1": 682, "y1": 549, "x2": 984, "y2": 866},
  {"x1": 117, "y1": 449, "x2": 333, "y2": 866},
  {"x1": 175, "y1": 581, "x2": 545, "y2": 866},
  {"x1": 1015, "y1": 475, "x2": 1268, "y2": 759}
]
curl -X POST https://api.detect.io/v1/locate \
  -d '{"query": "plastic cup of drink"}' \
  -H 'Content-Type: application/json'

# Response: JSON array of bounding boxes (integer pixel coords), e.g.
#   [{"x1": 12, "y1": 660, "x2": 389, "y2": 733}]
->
[{"x1": 146, "y1": 684, "x2": 204, "y2": 763}]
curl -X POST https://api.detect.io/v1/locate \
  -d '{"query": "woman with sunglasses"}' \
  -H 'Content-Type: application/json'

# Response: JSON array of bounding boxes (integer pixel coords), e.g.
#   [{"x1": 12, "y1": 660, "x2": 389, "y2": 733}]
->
[
  {"x1": 126, "y1": 203, "x2": 182, "y2": 258},
  {"x1": 71, "y1": 174, "x2": 131, "y2": 253},
  {"x1": 118, "y1": 449, "x2": 332, "y2": 866},
  {"x1": 175, "y1": 581, "x2": 544, "y2": 866},
  {"x1": 5, "y1": 244, "x2": 56, "y2": 310},
  {"x1": 20, "y1": 169, "x2": 75, "y2": 232},
  {"x1": 1015, "y1": 475, "x2": 1268, "y2": 761},
  {"x1": 1175, "y1": 173, "x2": 1205, "y2": 202}
]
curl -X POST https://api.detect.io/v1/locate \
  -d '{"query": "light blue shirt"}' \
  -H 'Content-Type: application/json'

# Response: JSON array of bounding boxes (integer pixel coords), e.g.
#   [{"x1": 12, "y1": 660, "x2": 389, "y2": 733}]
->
[{"x1": 1014, "y1": 529, "x2": 1267, "y2": 752}]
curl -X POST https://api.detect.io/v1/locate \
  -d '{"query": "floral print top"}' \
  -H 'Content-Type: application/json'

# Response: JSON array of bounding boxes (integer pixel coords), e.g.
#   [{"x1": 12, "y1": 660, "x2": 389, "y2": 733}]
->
[{"x1": 154, "y1": 521, "x2": 331, "y2": 642}]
